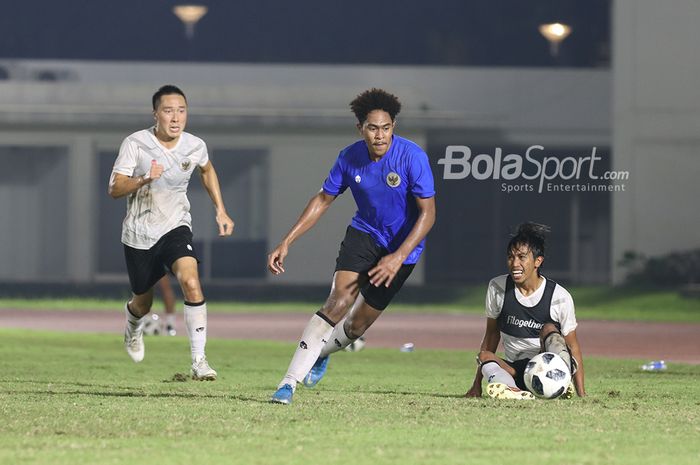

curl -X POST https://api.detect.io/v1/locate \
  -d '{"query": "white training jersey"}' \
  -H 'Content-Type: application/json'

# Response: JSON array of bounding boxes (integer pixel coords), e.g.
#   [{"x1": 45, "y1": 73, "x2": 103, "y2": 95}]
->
[
  {"x1": 485, "y1": 274, "x2": 577, "y2": 362},
  {"x1": 111, "y1": 128, "x2": 209, "y2": 249}
]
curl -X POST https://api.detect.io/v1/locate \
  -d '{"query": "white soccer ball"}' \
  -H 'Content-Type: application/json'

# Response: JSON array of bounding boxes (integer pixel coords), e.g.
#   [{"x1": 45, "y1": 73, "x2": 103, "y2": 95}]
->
[
  {"x1": 344, "y1": 336, "x2": 366, "y2": 352},
  {"x1": 524, "y1": 352, "x2": 571, "y2": 399},
  {"x1": 142, "y1": 313, "x2": 162, "y2": 336}
]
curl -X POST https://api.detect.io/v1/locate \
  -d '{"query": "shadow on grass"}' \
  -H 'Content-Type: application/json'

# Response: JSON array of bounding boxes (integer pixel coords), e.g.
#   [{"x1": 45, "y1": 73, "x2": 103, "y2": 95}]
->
[
  {"x1": 3, "y1": 388, "x2": 269, "y2": 404},
  {"x1": 318, "y1": 386, "x2": 467, "y2": 399},
  {"x1": 635, "y1": 370, "x2": 700, "y2": 378},
  {"x1": 0, "y1": 378, "x2": 272, "y2": 403}
]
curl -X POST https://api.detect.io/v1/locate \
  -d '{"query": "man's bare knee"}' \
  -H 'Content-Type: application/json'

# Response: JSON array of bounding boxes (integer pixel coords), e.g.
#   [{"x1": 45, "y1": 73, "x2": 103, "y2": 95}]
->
[
  {"x1": 181, "y1": 276, "x2": 198, "y2": 293},
  {"x1": 179, "y1": 276, "x2": 203, "y2": 301},
  {"x1": 128, "y1": 296, "x2": 152, "y2": 317},
  {"x1": 477, "y1": 350, "x2": 498, "y2": 364},
  {"x1": 320, "y1": 295, "x2": 355, "y2": 322},
  {"x1": 540, "y1": 323, "x2": 559, "y2": 342},
  {"x1": 344, "y1": 317, "x2": 369, "y2": 339}
]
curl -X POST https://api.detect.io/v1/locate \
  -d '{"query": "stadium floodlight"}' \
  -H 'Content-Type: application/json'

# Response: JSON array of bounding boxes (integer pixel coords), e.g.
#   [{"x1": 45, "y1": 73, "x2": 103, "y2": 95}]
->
[
  {"x1": 173, "y1": 5, "x2": 208, "y2": 40},
  {"x1": 538, "y1": 22, "x2": 572, "y2": 57}
]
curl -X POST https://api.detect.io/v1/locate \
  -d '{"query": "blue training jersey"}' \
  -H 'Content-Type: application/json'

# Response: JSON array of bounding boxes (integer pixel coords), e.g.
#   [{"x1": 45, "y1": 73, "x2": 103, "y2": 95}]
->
[{"x1": 322, "y1": 135, "x2": 435, "y2": 264}]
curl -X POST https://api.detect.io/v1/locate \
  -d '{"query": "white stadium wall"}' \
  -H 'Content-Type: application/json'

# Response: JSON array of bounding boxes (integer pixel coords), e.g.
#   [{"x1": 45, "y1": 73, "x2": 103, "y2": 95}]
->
[
  {"x1": 0, "y1": 61, "x2": 608, "y2": 286},
  {"x1": 612, "y1": 0, "x2": 700, "y2": 283},
  {"x1": 3, "y1": 3, "x2": 699, "y2": 289}
]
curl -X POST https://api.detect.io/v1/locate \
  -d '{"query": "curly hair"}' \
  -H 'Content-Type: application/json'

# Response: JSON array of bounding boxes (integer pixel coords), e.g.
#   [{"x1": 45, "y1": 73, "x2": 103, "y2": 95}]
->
[
  {"x1": 349, "y1": 88, "x2": 402, "y2": 124},
  {"x1": 152, "y1": 85, "x2": 187, "y2": 110},
  {"x1": 507, "y1": 222, "x2": 551, "y2": 261}
]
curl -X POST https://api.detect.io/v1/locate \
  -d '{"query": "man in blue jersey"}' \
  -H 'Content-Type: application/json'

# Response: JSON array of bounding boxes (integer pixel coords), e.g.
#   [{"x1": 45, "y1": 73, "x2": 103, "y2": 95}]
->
[
  {"x1": 268, "y1": 88, "x2": 436, "y2": 404},
  {"x1": 465, "y1": 223, "x2": 586, "y2": 400}
]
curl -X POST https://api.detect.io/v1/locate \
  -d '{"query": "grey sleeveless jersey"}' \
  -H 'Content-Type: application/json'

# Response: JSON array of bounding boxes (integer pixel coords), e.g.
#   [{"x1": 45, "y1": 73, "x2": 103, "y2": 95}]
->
[{"x1": 485, "y1": 274, "x2": 577, "y2": 361}]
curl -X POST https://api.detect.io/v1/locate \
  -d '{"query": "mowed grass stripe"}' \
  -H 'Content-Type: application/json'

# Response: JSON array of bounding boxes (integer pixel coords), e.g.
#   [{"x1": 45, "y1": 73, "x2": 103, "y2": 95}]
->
[
  {"x1": 0, "y1": 329, "x2": 698, "y2": 465},
  {"x1": 1, "y1": 286, "x2": 700, "y2": 322}
]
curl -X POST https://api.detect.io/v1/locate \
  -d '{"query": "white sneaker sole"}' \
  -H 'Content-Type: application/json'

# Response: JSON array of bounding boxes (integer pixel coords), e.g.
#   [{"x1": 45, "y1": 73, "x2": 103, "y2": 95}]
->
[
  {"x1": 124, "y1": 334, "x2": 144, "y2": 363},
  {"x1": 487, "y1": 383, "x2": 535, "y2": 400},
  {"x1": 126, "y1": 349, "x2": 144, "y2": 363},
  {"x1": 270, "y1": 397, "x2": 291, "y2": 405},
  {"x1": 191, "y1": 371, "x2": 217, "y2": 381}
]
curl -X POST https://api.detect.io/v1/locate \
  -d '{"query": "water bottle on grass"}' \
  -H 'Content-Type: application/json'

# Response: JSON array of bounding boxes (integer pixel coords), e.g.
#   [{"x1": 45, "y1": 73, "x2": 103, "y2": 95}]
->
[{"x1": 641, "y1": 360, "x2": 667, "y2": 371}]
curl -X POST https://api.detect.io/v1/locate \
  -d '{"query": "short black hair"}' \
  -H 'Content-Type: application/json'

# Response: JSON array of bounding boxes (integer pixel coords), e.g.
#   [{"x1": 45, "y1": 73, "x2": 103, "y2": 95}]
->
[
  {"x1": 350, "y1": 88, "x2": 402, "y2": 124},
  {"x1": 152, "y1": 85, "x2": 187, "y2": 110},
  {"x1": 507, "y1": 222, "x2": 551, "y2": 264}
]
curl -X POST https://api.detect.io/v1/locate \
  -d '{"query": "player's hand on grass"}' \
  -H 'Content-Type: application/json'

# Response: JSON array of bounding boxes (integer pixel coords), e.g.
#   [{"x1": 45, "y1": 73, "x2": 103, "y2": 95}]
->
[
  {"x1": 216, "y1": 211, "x2": 234, "y2": 236},
  {"x1": 465, "y1": 385, "x2": 482, "y2": 398},
  {"x1": 268, "y1": 244, "x2": 288, "y2": 275},
  {"x1": 368, "y1": 252, "x2": 403, "y2": 287}
]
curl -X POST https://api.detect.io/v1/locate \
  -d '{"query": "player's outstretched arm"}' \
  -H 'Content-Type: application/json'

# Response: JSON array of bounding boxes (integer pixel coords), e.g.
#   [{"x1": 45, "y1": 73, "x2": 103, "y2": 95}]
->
[
  {"x1": 564, "y1": 330, "x2": 586, "y2": 397},
  {"x1": 267, "y1": 190, "x2": 336, "y2": 275},
  {"x1": 199, "y1": 161, "x2": 234, "y2": 236},
  {"x1": 465, "y1": 364, "x2": 484, "y2": 398},
  {"x1": 466, "y1": 318, "x2": 501, "y2": 397},
  {"x1": 368, "y1": 196, "x2": 435, "y2": 287},
  {"x1": 108, "y1": 160, "x2": 163, "y2": 199}
]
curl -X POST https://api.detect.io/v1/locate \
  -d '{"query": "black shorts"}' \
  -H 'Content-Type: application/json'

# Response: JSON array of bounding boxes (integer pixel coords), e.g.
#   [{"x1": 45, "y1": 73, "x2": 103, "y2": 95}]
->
[
  {"x1": 123, "y1": 226, "x2": 198, "y2": 295},
  {"x1": 334, "y1": 226, "x2": 415, "y2": 311},
  {"x1": 505, "y1": 358, "x2": 531, "y2": 391}
]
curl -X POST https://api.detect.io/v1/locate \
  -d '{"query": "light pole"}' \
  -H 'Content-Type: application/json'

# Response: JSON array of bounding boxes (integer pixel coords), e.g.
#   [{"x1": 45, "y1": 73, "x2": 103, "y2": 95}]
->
[{"x1": 539, "y1": 22, "x2": 572, "y2": 57}]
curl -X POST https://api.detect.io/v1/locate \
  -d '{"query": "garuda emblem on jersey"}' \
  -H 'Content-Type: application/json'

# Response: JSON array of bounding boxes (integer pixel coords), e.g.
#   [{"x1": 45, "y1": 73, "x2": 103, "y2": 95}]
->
[
  {"x1": 386, "y1": 172, "x2": 401, "y2": 188},
  {"x1": 180, "y1": 159, "x2": 192, "y2": 171}
]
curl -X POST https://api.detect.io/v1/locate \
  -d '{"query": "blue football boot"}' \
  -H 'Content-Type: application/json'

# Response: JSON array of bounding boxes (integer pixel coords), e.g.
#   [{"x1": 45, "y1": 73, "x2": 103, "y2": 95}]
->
[
  {"x1": 270, "y1": 384, "x2": 294, "y2": 404},
  {"x1": 302, "y1": 355, "x2": 330, "y2": 388}
]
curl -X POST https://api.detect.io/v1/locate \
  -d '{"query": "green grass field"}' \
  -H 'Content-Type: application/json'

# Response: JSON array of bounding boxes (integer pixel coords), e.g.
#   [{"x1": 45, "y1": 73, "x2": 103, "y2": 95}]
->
[
  {"x1": 1, "y1": 285, "x2": 699, "y2": 322},
  {"x1": 0, "y1": 329, "x2": 698, "y2": 465}
]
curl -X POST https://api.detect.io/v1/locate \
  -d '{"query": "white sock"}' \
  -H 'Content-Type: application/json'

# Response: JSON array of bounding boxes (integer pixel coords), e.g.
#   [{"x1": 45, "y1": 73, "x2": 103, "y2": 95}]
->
[
  {"x1": 278, "y1": 313, "x2": 334, "y2": 390},
  {"x1": 125, "y1": 302, "x2": 145, "y2": 333},
  {"x1": 165, "y1": 313, "x2": 176, "y2": 328},
  {"x1": 184, "y1": 301, "x2": 207, "y2": 362},
  {"x1": 319, "y1": 317, "x2": 355, "y2": 358},
  {"x1": 481, "y1": 361, "x2": 517, "y2": 387}
]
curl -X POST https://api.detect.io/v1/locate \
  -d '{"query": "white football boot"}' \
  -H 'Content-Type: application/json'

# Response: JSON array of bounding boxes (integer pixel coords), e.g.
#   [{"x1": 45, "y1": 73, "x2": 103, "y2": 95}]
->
[
  {"x1": 487, "y1": 383, "x2": 535, "y2": 400},
  {"x1": 191, "y1": 356, "x2": 217, "y2": 381},
  {"x1": 124, "y1": 327, "x2": 145, "y2": 363},
  {"x1": 124, "y1": 304, "x2": 145, "y2": 362}
]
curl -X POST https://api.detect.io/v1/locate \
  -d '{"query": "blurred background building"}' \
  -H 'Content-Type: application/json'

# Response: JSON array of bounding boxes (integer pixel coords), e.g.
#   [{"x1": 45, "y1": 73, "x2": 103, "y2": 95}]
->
[{"x1": 0, "y1": 0, "x2": 697, "y2": 295}]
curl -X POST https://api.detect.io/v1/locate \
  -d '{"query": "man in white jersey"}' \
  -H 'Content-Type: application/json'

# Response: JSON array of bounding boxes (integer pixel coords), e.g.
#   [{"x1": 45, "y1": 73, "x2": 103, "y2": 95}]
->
[
  {"x1": 465, "y1": 223, "x2": 586, "y2": 399},
  {"x1": 108, "y1": 85, "x2": 234, "y2": 380}
]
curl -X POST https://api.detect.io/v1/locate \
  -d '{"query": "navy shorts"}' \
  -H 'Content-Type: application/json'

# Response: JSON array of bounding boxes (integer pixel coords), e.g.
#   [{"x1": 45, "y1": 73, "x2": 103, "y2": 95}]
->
[
  {"x1": 123, "y1": 226, "x2": 198, "y2": 295},
  {"x1": 334, "y1": 226, "x2": 415, "y2": 311},
  {"x1": 505, "y1": 358, "x2": 531, "y2": 391}
]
